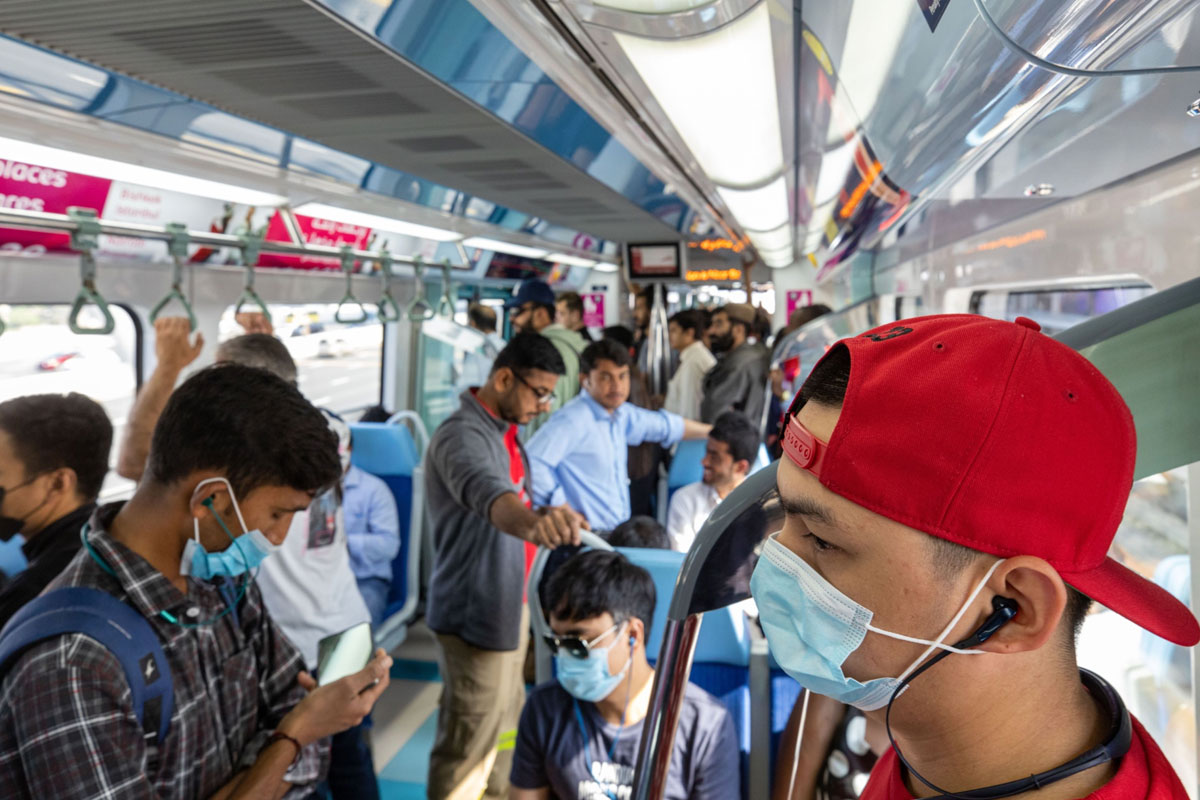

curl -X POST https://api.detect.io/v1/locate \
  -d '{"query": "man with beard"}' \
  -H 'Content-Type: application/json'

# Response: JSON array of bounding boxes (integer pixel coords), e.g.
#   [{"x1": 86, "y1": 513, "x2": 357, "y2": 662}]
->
[
  {"x1": 425, "y1": 332, "x2": 588, "y2": 800},
  {"x1": 700, "y1": 303, "x2": 770, "y2": 428}
]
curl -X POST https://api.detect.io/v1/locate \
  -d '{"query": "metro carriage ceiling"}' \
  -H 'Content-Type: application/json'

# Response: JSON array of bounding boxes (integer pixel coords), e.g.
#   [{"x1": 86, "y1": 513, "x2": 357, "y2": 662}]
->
[{"x1": 4, "y1": 0, "x2": 1200, "y2": 277}]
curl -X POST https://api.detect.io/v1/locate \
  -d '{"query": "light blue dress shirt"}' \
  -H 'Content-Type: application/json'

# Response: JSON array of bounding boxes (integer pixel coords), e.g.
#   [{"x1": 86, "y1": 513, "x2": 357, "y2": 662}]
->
[
  {"x1": 526, "y1": 392, "x2": 684, "y2": 531},
  {"x1": 343, "y1": 464, "x2": 401, "y2": 584}
]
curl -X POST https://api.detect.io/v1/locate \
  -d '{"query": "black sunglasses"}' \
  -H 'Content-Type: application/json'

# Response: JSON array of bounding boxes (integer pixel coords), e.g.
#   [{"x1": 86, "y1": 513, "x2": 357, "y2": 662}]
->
[{"x1": 542, "y1": 621, "x2": 624, "y2": 660}]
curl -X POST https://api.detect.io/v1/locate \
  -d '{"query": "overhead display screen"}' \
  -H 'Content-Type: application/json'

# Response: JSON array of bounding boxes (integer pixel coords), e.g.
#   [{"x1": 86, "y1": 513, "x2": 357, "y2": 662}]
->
[{"x1": 627, "y1": 242, "x2": 682, "y2": 280}]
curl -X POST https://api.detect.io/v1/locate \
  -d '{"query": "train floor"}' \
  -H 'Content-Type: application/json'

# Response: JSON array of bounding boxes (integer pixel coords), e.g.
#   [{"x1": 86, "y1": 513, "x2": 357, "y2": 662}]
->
[{"x1": 373, "y1": 621, "x2": 442, "y2": 799}]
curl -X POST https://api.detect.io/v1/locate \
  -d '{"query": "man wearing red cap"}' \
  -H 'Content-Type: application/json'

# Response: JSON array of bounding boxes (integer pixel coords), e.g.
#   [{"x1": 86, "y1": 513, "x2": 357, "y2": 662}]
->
[{"x1": 752, "y1": 314, "x2": 1198, "y2": 799}]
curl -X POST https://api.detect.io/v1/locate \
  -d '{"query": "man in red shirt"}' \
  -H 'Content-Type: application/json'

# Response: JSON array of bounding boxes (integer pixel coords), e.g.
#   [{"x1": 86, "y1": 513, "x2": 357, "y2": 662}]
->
[{"x1": 753, "y1": 315, "x2": 1199, "y2": 799}]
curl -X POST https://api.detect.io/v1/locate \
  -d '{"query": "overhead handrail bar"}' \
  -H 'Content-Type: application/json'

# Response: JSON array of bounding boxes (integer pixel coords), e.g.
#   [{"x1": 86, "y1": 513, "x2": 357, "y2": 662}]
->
[
  {"x1": 66, "y1": 207, "x2": 116, "y2": 336},
  {"x1": 334, "y1": 245, "x2": 369, "y2": 324},
  {"x1": 376, "y1": 249, "x2": 402, "y2": 324},
  {"x1": 385, "y1": 410, "x2": 431, "y2": 456},
  {"x1": 234, "y1": 231, "x2": 272, "y2": 325},
  {"x1": 436, "y1": 260, "x2": 455, "y2": 319},
  {"x1": 149, "y1": 222, "x2": 198, "y2": 331},
  {"x1": 0, "y1": 206, "x2": 430, "y2": 266},
  {"x1": 405, "y1": 257, "x2": 436, "y2": 321}
]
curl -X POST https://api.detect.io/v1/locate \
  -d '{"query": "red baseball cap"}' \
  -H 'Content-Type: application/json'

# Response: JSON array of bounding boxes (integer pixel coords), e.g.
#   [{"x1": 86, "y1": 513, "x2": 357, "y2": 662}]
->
[{"x1": 782, "y1": 314, "x2": 1199, "y2": 647}]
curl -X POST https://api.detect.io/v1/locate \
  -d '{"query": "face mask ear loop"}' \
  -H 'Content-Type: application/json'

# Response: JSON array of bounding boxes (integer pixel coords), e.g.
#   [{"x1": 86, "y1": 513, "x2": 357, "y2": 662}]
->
[{"x1": 786, "y1": 690, "x2": 811, "y2": 800}]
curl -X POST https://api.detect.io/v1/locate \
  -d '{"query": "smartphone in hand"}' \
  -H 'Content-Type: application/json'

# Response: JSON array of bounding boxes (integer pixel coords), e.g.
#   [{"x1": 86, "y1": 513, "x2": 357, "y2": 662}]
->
[{"x1": 316, "y1": 622, "x2": 374, "y2": 687}]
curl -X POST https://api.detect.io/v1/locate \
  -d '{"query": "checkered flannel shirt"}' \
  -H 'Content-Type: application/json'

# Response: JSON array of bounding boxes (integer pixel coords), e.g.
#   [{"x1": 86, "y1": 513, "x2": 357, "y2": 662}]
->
[{"x1": 0, "y1": 502, "x2": 328, "y2": 799}]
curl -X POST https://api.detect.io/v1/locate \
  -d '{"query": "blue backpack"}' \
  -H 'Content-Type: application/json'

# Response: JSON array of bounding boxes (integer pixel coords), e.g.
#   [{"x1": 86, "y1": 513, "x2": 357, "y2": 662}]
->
[{"x1": 0, "y1": 587, "x2": 174, "y2": 748}]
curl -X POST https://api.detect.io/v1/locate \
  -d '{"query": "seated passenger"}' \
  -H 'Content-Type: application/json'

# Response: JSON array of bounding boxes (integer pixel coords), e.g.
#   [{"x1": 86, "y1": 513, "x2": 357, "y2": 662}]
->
[
  {"x1": 0, "y1": 364, "x2": 391, "y2": 799},
  {"x1": 527, "y1": 338, "x2": 711, "y2": 532},
  {"x1": 0, "y1": 393, "x2": 112, "y2": 629},
  {"x1": 608, "y1": 515, "x2": 670, "y2": 550},
  {"x1": 358, "y1": 405, "x2": 394, "y2": 423},
  {"x1": 342, "y1": 429, "x2": 402, "y2": 627},
  {"x1": 511, "y1": 550, "x2": 739, "y2": 799},
  {"x1": 666, "y1": 412, "x2": 759, "y2": 553}
]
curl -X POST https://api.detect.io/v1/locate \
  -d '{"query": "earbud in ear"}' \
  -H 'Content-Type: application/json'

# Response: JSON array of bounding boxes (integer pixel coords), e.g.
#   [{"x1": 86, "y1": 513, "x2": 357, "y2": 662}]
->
[
  {"x1": 202, "y1": 496, "x2": 215, "y2": 509},
  {"x1": 956, "y1": 596, "x2": 1019, "y2": 649}
]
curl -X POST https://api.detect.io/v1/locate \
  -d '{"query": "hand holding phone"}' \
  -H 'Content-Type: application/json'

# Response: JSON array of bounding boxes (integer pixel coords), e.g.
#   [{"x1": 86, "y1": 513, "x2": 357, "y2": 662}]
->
[{"x1": 316, "y1": 621, "x2": 374, "y2": 686}]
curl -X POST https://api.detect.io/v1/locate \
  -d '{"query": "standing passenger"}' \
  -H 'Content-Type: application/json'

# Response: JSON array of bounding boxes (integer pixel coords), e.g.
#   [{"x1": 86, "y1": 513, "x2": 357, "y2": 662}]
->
[
  {"x1": 468, "y1": 302, "x2": 508, "y2": 354},
  {"x1": 526, "y1": 339, "x2": 711, "y2": 533},
  {"x1": 425, "y1": 333, "x2": 587, "y2": 800},
  {"x1": 506, "y1": 280, "x2": 587, "y2": 437},
  {"x1": 0, "y1": 393, "x2": 112, "y2": 629},
  {"x1": 700, "y1": 304, "x2": 770, "y2": 427},
  {"x1": 555, "y1": 291, "x2": 595, "y2": 342},
  {"x1": 663, "y1": 310, "x2": 716, "y2": 420}
]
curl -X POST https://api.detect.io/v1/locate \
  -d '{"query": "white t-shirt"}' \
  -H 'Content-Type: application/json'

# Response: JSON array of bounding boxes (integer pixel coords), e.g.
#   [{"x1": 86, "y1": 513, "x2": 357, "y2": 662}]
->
[
  {"x1": 254, "y1": 490, "x2": 371, "y2": 670},
  {"x1": 664, "y1": 341, "x2": 716, "y2": 420},
  {"x1": 665, "y1": 481, "x2": 722, "y2": 553}
]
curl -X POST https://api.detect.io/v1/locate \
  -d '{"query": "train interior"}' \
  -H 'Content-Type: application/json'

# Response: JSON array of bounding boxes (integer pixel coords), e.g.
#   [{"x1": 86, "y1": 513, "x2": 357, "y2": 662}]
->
[{"x1": 0, "y1": 0, "x2": 1198, "y2": 798}]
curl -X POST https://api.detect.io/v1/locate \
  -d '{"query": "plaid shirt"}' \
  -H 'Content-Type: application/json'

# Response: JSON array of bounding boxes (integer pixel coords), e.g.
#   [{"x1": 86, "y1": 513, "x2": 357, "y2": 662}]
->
[{"x1": 0, "y1": 503, "x2": 327, "y2": 799}]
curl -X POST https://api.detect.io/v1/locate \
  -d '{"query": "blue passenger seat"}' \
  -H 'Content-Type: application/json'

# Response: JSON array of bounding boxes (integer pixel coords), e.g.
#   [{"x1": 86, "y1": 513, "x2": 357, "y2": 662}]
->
[{"x1": 348, "y1": 421, "x2": 423, "y2": 649}]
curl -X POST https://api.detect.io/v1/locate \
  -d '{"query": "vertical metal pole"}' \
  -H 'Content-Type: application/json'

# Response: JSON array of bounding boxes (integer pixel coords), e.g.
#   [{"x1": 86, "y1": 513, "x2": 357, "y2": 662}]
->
[
  {"x1": 748, "y1": 635, "x2": 772, "y2": 800},
  {"x1": 632, "y1": 615, "x2": 702, "y2": 800}
]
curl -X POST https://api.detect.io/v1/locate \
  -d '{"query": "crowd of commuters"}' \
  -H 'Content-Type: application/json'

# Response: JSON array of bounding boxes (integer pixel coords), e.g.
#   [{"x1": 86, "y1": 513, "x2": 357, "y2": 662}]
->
[{"x1": 5, "y1": 277, "x2": 1178, "y2": 800}]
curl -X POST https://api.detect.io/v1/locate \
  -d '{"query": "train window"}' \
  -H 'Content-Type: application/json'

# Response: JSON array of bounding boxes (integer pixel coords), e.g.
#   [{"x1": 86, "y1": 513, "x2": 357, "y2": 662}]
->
[
  {"x1": 219, "y1": 304, "x2": 383, "y2": 417},
  {"x1": 1078, "y1": 468, "x2": 1195, "y2": 787},
  {"x1": 0, "y1": 303, "x2": 139, "y2": 502},
  {"x1": 413, "y1": 316, "x2": 492, "y2": 435},
  {"x1": 974, "y1": 285, "x2": 1154, "y2": 334}
]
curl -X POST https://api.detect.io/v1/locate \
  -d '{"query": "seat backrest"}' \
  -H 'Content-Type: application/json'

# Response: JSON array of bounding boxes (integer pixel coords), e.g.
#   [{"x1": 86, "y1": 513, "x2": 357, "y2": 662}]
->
[
  {"x1": 749, "y1": 444, "x2": 770, "y2": 475},
  {"x1": 349, "y1": 422, "x2": 418, "y2": 612},
  {"x1": 666, "y1": 439, "x2": 707, "y2": 493}
]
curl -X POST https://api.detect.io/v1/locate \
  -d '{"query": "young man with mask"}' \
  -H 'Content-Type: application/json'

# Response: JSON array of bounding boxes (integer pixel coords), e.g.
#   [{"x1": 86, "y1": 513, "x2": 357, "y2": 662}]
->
[
  {"x1": 700, "y1": 303, "x2": 770, "y2": 427},
  {"x1": 665, "y1": 411, "x2": 758, "y2": 553},
  {"x1": 0, "y1": 393, "x2": 112, "y2": 629},
  {"x1": 425, "y1": 332, "x2": 589, "y2": 800},
  {"x1": 511, "y1": 549, "x2": 739, "y2": 799},
  {"x1": 526, "y1": 338, "x2": 711, "y2": 533},
  {"x1": 0, "y1": 364, "x2": 393, "y2": 798},
  {"x1": 506, "y1": 279, "x2": 587, "y2": 437},
  {"x1": 752, "y1": 315, "x2": 1200, "y2": 799}
]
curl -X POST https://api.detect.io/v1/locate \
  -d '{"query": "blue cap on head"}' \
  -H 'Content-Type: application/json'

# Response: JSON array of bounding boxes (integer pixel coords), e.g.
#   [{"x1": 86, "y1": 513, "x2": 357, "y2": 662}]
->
[{"x1": 505, "y1": 279, "x2": 556, "y2": 309}]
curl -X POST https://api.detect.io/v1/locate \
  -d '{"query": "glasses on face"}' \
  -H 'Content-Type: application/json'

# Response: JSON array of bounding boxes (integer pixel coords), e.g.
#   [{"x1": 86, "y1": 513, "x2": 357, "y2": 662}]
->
[
  {"x1": 516, "y1": 372, "x2": 555, "y2": 407},
  {"x1": 543, "y1": 621, "x2": 625, "y2": 660}
]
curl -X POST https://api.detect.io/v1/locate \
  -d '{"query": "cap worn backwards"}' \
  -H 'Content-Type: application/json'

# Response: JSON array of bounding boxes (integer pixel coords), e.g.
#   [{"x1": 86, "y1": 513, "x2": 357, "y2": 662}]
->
[{"x1": 782, "y1": 313, "x2": 1199, "y2": 647}]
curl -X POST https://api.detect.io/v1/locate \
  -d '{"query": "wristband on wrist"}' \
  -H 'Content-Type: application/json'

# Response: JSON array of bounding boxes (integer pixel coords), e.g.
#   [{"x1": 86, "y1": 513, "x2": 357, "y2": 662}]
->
[{"x1": 266, "y1": 730, "x2": 302, "y2": 768}]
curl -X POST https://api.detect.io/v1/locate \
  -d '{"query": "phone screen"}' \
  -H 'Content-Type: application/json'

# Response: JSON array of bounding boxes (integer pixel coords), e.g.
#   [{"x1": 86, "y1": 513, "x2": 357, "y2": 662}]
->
[{"x1": 316, "y1": 622, "x2": 374, "y2": 686}]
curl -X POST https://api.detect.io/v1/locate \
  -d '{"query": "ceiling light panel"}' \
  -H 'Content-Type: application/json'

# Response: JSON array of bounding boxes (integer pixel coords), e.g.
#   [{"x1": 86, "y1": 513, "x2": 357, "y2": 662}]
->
[
  {"x1": 463, "y1": 236, "x2": 549, "y2": 259},
  {"x1": 0, "y1": 135, "x2": 286, "y2": 207},
  {"x1": 547, "y1": 252, "x2": 599, "y2": 267},
  {"x1": 746, "y1": 223, "x2": 792, "y2": 252},
  {"x1": 615, "y1": 4, "x2": 784, "y2": 188},
  {"x1": 295, "y1": 202, "x2": 462, "y2": 241},
  {"x1": 717, "y1": 177, "x2": 789, "y2": 232}
]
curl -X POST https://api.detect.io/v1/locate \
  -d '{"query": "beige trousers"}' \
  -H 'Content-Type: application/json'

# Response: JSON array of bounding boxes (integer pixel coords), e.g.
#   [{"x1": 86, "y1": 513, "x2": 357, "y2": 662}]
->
[{"x1": 427, "y1": 607, "x2": 529, "y2": 800}]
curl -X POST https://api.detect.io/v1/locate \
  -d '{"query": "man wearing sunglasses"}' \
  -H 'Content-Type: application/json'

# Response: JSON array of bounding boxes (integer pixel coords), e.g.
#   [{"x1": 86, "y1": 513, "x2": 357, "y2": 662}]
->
[
  {"x1": 426, "y1": 333, "x2": 589, "y2": 800},
  {"x1": 753, "y1": 316, "x2": 1199, "y2": 800},
  {"x1": 511, "y1": 550, "x2": 738, "y2": 799},
  {"x1": 505, "y1": 279, "x2": 588, "y2": 438}
]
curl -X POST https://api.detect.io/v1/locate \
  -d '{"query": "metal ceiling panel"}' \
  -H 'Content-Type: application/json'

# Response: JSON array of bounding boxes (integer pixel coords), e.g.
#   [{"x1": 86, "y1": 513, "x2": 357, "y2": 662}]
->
[{"x1": 0, "y1": 0, "x2": 682, "y2": 242}]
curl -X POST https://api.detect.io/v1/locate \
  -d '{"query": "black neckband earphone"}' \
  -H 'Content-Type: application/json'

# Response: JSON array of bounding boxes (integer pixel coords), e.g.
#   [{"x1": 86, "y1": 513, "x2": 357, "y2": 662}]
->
[{"x1": 885, "y1": 596, "x2": 1132, "y2": 799}]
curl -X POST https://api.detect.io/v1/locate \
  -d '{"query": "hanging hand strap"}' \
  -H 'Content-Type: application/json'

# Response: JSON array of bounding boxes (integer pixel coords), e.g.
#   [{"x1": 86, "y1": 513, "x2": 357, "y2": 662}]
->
[
  {"x1": 67, "y1": 207, "x2": 116, "y2": 335},
  {"x1": 334, "y1": 246, "x2": 369, "y2": 324},
  {"x1": 375, "y1": 250, "x2": 402, "y2": 323},
  {"x1": 405, "y1": 257, "x2": 435, "y2": 321},
  {"x1": 234, "y1": 232, "x2": 272, "y2": 324},
  {"x1": 149, "y1": 222, "x2": 198, "y2": 331},
  {"x1": 436, "y1": 260, "x2": 455, "y2": 319}
]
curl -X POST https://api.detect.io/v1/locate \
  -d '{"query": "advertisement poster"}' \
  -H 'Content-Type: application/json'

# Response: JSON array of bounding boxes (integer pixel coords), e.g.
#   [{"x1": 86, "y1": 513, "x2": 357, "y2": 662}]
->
[
  {"x1": 0, "y1": 158, "x2": 112, "y2": 256},
  {"x1": 259, "y1": 211, "x2": 373, "y2": 271},
  {"x1": 582, "y1": 293, "x2": 605, "y2": 328},
  {"x1": 786, "y1": 289, "x2": 814, "y2": 320}
]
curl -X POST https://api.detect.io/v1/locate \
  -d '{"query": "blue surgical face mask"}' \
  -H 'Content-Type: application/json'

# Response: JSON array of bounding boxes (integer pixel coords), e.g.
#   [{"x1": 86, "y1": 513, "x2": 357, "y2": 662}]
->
[
  {"x1": 556, "y1": 623, "x2": 632, "y2": 703},
  {"x1": 751, "y1": 534, "x2": 1000, "y2": 711},
  {"x1": 181, "y1": 477, "x2": 280, "y2": 580}
]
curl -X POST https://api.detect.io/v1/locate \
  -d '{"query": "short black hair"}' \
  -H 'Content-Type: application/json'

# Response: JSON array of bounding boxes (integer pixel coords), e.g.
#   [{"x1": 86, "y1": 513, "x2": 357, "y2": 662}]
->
[
  {"x1": 468, "y1": 302, "x2": 497, "y2": 333},
  {"x1": 668, "y1": 309, "x2": 705, "y2": 338},
  {"x1": 146, "y1": 364, "x2": 341, "y2": 499},
  {"x1": 609, "y1": 516, "x2": 670, "y2": 550},
  {"x1": 581, "y1": 338, "x2": 632, "y2": 374},
  {"x1": 358, "y1": 405, "x2": 393, "y2": 423},
  {"x1": 710, "y1": 411, "x2": 760, "y2": 465},
  {"x1": 492, "y1": 331, "x2": 566, "y2": 376},
  {"x1": 216, "y1": 334, "x2": 298, "y2": 384},
  {"x1": 0, "y1": 393, "x2": 112, "y2": 501},
  {"x1": 545, "y1": 550, "x2": 656, "y2": 638},
  {"x1": 793, "y1": 344, "x2": 1094, "y2": 645},
  {"x1": 556, "y1": 291, "x2": 583, "y2": 315},
  {"x1": 602, "y1": 325, "x2": 635, "y2": 351}
]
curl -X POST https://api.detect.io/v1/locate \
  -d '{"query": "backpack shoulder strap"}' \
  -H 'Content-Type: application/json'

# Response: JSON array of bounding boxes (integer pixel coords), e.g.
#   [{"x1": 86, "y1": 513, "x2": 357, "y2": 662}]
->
[{"x1": 0, "y1": 587, "x2": 173, "y2": 747}]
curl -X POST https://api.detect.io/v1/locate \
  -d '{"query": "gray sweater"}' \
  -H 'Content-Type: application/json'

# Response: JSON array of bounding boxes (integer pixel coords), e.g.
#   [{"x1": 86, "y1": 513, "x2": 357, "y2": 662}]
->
[{"x1": 425, "y1": 390, "x2": 529, "y2": 651}]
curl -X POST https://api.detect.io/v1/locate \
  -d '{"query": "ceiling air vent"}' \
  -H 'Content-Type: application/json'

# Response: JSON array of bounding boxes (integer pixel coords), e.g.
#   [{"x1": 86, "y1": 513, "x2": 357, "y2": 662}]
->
[
  {"x1": 449, "y1": 158, "x2": 535, "y2": 173},
  {"x1": 392, "y1": 135, "x2": 483, "y2": 153},
  {"x1": 531, "y1": 197, "x2": 615, "y2": 215},
  {"x1": 215, "y1": 61, "x2": 379, "y2": 95},
  {"x1": 281, "y1": 91, "x2": 427, "y2": 118},
  {"x1": 117, "y1": 20, "x2": 316, "y2": 66}
]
